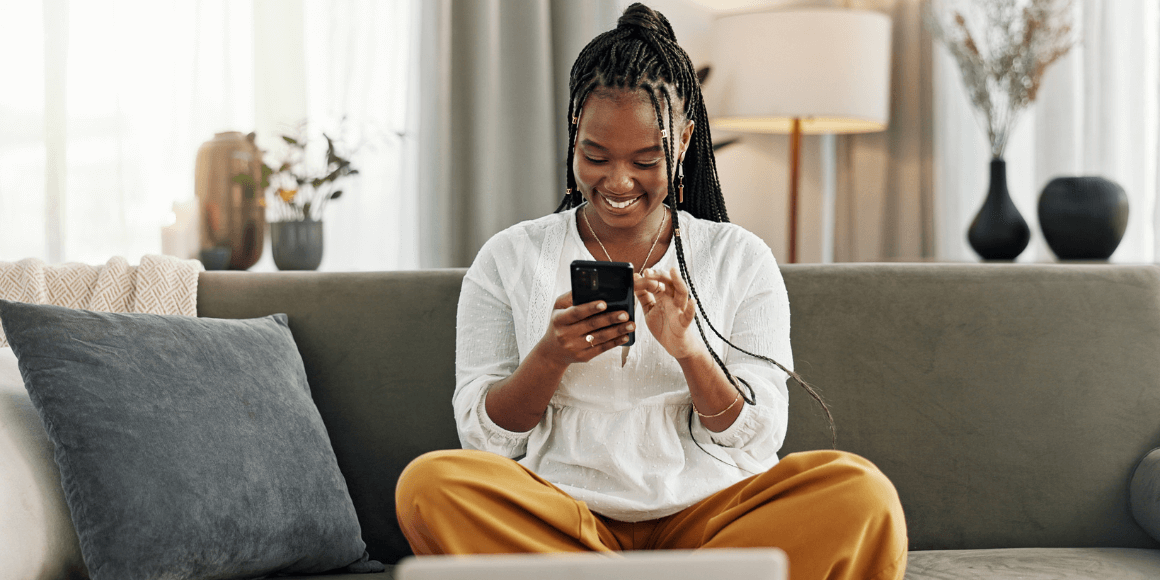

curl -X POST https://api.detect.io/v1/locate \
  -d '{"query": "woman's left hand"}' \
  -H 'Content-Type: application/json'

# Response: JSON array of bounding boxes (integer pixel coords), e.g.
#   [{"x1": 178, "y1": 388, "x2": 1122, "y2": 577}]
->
[{"x1": 635, "y1": 267, "x2": 705, "y2": 361}]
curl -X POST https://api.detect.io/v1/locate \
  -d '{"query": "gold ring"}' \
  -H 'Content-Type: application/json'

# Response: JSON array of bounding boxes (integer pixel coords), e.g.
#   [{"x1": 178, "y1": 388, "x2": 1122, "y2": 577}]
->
[{"x1": 585, "y1": 335, "x2": 595, "y2": 344}]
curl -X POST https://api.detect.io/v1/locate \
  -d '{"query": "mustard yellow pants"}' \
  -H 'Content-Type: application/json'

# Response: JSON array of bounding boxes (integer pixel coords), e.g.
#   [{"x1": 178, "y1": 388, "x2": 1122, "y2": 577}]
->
[{"x1": 395, "y1": 449, "x2": 907, "y2": 580}]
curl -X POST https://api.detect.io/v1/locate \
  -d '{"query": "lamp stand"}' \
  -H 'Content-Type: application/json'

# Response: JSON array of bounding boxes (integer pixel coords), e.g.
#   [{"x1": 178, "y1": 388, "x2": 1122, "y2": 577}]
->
[{"x1": 788, "y1": 118, "x2": 802, "y2": 264}]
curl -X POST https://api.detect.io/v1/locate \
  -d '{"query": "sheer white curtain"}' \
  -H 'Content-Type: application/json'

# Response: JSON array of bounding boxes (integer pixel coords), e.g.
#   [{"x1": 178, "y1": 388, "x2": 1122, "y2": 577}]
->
[
  {"x1": 306, "y1": 0, "x2": 419, "y2": 271},
  {"x1": 247, "y1": 0, "x2": 419, "y2": 272},
  {"x1": 0, "y1": 0, "x2": 418, "y2": 271},
  {"x1": 0, "y1": 0, "x2": 254, "y2": 264},
  {"x1": 935, "y1": 0, "x2": 1160, "y2": 263}
]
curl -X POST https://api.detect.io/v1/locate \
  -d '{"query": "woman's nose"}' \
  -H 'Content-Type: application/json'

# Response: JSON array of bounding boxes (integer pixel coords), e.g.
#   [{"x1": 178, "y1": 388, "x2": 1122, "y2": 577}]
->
[{"x1": 605, "y1": 166, "x2": 634, "y2": 194}]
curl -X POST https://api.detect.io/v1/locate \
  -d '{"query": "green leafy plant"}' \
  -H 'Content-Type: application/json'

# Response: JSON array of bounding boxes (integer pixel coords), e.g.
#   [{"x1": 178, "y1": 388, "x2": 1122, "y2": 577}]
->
[{"x1": 234, "y1": 121, "x2": 360, "y2": 222}]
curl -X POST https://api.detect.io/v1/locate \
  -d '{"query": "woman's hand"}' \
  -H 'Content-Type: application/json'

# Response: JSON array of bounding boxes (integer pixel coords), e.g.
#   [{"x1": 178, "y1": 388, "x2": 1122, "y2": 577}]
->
[
  {"x1": 535, "y1": 291, "x2": 636, "y2": 367},
  {"x1": 635, "y1": 267, "x2": 705, "y2": 361}
]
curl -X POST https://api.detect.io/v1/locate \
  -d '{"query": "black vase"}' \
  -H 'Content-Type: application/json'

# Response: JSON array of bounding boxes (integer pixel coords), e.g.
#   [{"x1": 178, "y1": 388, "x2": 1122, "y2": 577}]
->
[
  {"x1": 968, "y1": 159, "x2": 1030, "y2": 261},
  {"x1": 1038, "y1": 176, "x2": 1128, "y2": 261}
]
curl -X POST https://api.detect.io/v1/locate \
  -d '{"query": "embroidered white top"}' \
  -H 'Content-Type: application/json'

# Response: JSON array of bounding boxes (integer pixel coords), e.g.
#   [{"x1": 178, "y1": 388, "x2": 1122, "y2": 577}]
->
[{"x1": 453, "y1": 206, "x2": 792, "y2": 522}]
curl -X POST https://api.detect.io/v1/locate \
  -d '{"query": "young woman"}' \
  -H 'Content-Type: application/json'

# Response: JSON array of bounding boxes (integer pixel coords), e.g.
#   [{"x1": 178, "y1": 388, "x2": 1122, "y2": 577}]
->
[{"x1": 395, "y1": 5, "x2": 907, "y2": 579}]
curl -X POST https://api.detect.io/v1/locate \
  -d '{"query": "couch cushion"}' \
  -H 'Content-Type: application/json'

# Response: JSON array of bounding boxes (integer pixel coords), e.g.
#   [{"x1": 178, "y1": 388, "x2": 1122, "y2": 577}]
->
[
  {"x1": 0, "y1": 300, "x2": 380, "y2": 580},
  {"x1": 906, "y1": 548, "x2": 1160, "y2": 579}
]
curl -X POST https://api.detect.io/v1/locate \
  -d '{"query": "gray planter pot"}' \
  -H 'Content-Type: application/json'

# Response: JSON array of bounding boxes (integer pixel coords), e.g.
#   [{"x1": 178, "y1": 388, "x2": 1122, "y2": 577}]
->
[{"x1": 270, "y1": 220, "x2": 324, "y2": 271}]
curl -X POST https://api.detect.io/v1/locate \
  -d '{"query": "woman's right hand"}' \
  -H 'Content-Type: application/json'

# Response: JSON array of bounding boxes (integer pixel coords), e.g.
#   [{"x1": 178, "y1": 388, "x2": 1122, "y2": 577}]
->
[
  {"x1": 537, "y1": 291, "x2": 635, "y2": 366},
  {"x1": 486, "y1": 291, "x2": 634, "y2": 432}
]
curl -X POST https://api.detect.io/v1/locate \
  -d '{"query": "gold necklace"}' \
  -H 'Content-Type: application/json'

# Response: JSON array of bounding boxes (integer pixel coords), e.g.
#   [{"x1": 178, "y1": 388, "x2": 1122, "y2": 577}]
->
[{"x1": 581, "y1": 203, "x2": 668, "y2": 274}]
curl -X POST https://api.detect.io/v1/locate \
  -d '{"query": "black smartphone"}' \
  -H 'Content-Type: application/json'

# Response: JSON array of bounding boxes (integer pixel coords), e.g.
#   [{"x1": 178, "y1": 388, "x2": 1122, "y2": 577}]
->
[{"x1": 570, "y1": 260, "x2": 635, "y2": 346}]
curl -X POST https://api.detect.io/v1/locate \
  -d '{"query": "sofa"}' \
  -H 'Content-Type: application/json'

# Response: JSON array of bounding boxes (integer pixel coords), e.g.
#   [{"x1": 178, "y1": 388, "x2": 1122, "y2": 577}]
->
[{"x1": 5, "y1": 263, "x2": 1160, "y2": 579}]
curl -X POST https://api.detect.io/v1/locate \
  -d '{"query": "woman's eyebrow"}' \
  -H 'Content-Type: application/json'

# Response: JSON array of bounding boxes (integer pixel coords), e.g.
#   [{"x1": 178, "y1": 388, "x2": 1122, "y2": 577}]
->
[{"x1": 580, "y1": 139, "x2": 662, "y2": 155}]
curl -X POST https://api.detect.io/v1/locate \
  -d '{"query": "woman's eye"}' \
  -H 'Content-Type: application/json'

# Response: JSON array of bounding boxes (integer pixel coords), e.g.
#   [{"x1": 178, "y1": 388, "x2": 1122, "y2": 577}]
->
[{"x1": 584, "y1": 156, "x2": 659, "y2": 169}]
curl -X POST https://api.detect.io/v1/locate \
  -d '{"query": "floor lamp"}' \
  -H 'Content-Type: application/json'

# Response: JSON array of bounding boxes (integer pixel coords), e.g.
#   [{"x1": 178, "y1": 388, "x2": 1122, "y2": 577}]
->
[{"x1": 709, "y1": 8, "x2": 892, "y2": 263}]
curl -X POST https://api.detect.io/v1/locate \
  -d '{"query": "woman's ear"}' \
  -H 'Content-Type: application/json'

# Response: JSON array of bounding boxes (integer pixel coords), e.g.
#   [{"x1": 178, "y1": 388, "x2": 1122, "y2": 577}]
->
[{"x1": 679, "y1": 120, "x2": 695, "y2": 161}]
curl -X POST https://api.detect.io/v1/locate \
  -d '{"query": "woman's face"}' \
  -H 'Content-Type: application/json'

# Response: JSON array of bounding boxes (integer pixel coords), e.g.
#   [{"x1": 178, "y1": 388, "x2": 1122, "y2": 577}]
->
[{"x1": 573, "y1": 89, "x2": 691, "y2": 233}]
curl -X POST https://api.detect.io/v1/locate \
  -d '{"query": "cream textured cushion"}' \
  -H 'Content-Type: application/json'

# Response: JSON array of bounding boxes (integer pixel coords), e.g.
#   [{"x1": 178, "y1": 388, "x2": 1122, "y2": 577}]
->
[{"x1": 0, "y1": 347, "x2": 86, "y2": 579}]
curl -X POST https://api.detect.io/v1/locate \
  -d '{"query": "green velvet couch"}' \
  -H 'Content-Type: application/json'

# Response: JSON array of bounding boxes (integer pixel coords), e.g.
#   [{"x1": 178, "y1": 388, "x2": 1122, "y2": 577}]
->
[{"x1": 6, "y1": 264, "x2": 1160, "y2": 579}]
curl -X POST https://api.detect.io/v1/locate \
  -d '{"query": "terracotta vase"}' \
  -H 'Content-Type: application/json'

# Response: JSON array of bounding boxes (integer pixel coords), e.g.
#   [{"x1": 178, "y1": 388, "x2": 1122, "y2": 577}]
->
[{"x1": 194, "y1": 132, "x2": 265, "y2": 270}]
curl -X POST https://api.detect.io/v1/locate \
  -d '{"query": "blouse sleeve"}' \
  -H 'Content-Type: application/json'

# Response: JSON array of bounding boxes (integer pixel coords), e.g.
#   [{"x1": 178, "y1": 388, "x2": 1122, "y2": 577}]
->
[
  {"x1": 451, "y1": 236, "x2": 532, "y2": 458},
  {"x1": 703, "y1": 236, "x2": 792, "y2": 460}
]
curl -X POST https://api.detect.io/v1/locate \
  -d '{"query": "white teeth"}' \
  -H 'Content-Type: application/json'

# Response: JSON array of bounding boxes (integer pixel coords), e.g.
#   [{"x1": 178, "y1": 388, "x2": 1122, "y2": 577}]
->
[{"x1": 604, "y1": 195, "x2": 639, "y2": 209}]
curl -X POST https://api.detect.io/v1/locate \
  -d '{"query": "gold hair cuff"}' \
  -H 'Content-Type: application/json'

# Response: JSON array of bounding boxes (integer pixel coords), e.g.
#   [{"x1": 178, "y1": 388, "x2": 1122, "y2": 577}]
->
[{"x1": 693, "y1": 391, "x2": 742, "y2": 419}]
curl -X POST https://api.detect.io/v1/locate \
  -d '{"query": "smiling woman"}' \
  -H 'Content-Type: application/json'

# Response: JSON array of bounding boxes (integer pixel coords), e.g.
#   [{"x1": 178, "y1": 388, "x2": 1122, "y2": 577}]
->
[{"x1": 393, "y1": 4, "x2": 909, "y2": 579}]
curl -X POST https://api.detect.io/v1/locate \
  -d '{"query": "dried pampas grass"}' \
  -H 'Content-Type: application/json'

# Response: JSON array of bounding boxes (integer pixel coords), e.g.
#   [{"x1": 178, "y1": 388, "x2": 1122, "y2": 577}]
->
[{"x1": 927, "y1": 0, "x2": 1076, "y2": 158}]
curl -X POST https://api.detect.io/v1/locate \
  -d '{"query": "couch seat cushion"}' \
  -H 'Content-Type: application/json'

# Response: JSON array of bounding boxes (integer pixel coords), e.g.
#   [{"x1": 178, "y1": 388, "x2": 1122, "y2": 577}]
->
[{"x1": 906, "y1": 548, "x2": 1160, "y2": 579}]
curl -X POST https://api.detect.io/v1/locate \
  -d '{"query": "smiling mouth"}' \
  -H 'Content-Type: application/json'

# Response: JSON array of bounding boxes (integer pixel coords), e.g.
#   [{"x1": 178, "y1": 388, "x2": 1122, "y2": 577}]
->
[{"x1": 602, "y1": 194, "x2": 640, "y2": 209}]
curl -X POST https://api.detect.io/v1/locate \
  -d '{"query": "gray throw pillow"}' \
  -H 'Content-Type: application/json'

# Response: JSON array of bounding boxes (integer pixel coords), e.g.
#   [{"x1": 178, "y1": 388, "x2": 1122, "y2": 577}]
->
[{"x1": 0, "y1": 300, "x2": 383, "y2": 580}]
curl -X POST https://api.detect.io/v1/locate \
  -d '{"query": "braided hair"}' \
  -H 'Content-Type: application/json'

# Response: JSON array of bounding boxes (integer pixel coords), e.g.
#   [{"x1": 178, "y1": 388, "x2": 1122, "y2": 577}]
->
[{"x1": 556, "y1": 3, "x2": 835, "y2": 448}]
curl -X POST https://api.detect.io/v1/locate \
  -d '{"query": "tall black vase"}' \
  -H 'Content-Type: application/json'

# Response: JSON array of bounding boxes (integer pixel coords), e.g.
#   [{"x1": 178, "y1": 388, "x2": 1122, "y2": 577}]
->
[{"x1": 968, "y1": 158, "x2": 1030, "y2": 261}]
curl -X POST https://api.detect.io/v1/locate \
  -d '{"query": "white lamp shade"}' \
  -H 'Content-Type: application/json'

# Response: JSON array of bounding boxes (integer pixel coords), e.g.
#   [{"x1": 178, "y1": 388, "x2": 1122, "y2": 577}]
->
[{"x1": 708, "y1": 8, "x2": 893, "y2": 134}]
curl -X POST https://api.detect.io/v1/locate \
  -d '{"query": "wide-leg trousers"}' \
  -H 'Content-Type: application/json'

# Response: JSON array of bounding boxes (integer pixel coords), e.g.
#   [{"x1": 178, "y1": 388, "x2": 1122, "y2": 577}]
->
[{"x1": 395, "y1": 449, "x2": 907, "y2": 580}]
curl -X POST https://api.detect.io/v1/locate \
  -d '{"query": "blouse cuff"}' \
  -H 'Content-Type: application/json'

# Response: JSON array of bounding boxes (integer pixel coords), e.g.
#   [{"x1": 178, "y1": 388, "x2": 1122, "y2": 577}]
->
[
  {"x1": 475, "y1": 383, "x2": 533, "y2": 453},
  {"x1": 706, "y1": 400, "x2": 760, "y2": 447}
]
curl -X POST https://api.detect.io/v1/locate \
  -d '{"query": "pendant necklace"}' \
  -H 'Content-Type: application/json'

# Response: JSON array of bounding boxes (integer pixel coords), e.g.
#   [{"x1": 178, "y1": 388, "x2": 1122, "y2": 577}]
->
[{"x1": 581, "y1": 203, "x2": 668, "y2": 274}]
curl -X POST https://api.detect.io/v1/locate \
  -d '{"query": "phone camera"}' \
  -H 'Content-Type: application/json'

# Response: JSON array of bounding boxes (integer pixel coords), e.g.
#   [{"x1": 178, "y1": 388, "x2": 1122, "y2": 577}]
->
[{"x1": 578, "y1": 269, "x2": 600, "y2": 291}]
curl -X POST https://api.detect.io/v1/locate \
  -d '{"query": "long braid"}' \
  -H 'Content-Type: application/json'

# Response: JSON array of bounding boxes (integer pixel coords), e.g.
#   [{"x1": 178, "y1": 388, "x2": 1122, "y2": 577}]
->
[{"x1": 558, "y1": 3, "x2": 836, "y2": 449}]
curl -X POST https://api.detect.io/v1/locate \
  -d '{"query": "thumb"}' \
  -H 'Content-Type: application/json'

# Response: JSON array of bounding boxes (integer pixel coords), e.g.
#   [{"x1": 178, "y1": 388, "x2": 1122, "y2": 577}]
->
[{"x1": 681, "y1": 298, "x2": 697, "y2": 325}]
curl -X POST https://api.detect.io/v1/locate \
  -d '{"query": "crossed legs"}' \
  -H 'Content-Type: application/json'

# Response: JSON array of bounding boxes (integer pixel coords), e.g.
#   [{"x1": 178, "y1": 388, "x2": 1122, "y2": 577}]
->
[{"x1": 395, "y1": 449, "x2": 907, "y2": 580}]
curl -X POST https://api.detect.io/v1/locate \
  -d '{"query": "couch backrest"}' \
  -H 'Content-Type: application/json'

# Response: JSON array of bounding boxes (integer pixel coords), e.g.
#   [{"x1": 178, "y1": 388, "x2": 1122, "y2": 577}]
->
[
  {"x1": 779, "y1": 264, "x2": 1160, "y2": 552},
  {"x1": 197, "y1": 264, "x2": 1160, "y2": 562},
  {"x1": 199, "y1": 270, "x2": 464, "y2": 563}
]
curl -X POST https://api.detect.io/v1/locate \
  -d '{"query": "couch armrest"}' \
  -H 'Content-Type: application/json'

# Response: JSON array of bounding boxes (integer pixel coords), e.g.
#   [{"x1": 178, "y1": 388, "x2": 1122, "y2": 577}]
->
[{"x1": 0, "y1": 348, "x2": 86, "y2": 578}]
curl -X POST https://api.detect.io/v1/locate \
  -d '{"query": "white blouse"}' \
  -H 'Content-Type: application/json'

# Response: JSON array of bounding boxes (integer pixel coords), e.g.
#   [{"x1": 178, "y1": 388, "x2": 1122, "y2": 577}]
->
[{"x1": 453, "y1": 206, "x2": 792, "y2": 522}]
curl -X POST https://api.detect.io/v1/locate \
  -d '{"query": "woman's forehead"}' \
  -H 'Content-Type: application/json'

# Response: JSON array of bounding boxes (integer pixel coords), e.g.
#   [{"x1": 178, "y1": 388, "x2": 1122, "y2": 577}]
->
[{"x1": 577, "y1": 91, "x2": 665, "y2": 150}]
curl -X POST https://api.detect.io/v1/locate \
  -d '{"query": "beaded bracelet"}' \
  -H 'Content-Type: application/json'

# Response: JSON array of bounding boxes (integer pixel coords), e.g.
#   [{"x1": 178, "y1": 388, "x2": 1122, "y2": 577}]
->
[{"x1": 693, "y1": 390, "x2": 742, "y2": 419}]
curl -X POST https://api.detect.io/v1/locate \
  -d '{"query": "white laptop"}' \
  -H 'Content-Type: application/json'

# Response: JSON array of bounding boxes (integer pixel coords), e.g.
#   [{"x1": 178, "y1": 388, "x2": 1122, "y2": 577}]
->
[{"x1": 394, "y1": 548, "x2": 787, "y2": 580}]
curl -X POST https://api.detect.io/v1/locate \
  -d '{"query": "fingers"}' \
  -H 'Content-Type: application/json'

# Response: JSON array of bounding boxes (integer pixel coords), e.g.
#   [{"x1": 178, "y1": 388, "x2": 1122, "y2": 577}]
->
[
  {"x1": 637, "y1": 267, "x2": 691, "y2": 313},
  {"x1": 553, "y1": 291, "x2": 574, "y2": 310},
  {"x1": 555, "y1": 296, "x2": 609, "y2": 326},
  {"x1": 581, "y1": 321, "x2": 635, "y2": 351},
  {"x1": 633, "y1": 273, "x2": 665, "y2": 296},
  {"x1": 634, "y1": 270, "x2": 666, "y2": 313}
]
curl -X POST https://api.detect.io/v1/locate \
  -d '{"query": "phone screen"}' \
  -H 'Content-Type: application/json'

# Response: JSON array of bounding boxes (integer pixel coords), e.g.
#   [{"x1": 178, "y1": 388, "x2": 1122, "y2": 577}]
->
[{"x1": 570, "y1": 260, "x2": 635, "y2": 347}]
